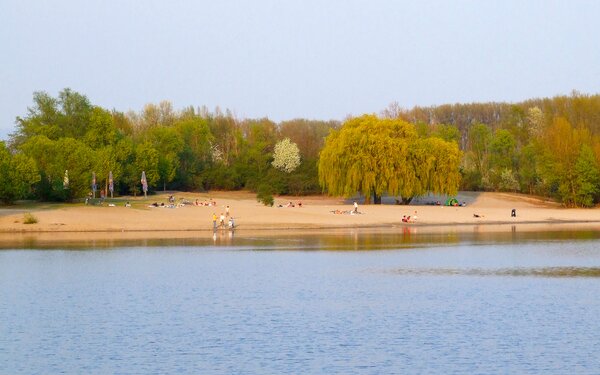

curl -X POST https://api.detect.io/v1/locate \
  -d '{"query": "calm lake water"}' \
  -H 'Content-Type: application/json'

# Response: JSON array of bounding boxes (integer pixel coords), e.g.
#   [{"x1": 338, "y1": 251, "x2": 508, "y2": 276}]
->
[{"x1": 1, "y1": 228, "x2": 600, "y2": 374}]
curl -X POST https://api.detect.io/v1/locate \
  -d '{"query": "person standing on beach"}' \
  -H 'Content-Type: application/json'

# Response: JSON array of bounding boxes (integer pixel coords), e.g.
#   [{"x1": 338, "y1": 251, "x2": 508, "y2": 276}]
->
[
  {"x1": 354, "y1": 201, "x2": 358, "y2": 213},
  {"x1": 226, "y1": 205, "x2": 230, "y2": 217},
  {"x1": 219, "y1": 213, "x2": 225, "y2": 228},
  {"x1": 212, "y1": 213, "x2": 217, "y2": 231}
]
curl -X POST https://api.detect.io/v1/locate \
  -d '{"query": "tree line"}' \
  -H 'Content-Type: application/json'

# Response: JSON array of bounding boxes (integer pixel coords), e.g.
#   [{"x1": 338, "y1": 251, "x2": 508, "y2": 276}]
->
[
  {"x1": 2, "y1": 89, "x2": 600, "y2": 207},
  {"x1": 382, "y1": 91, "x2": 600, "y2": 207},
  {"x1": 2, "y1": 89, "x2": 336, "y2": 203}
]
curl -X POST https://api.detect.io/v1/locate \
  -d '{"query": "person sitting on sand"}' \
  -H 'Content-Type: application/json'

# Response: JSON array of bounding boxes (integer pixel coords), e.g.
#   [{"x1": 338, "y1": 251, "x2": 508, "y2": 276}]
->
[{"x1": 125, "y1": 201, "x2": 131, "y2": 207}]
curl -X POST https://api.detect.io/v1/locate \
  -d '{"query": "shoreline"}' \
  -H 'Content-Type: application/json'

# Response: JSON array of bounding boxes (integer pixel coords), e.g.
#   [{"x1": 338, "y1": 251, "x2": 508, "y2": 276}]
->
[
  {"x1": 3, "y1": 218, "x2": 600, "y2": 234},
  {"x1": 2, "y1": 191, "x2": 600, "y2": 246}
]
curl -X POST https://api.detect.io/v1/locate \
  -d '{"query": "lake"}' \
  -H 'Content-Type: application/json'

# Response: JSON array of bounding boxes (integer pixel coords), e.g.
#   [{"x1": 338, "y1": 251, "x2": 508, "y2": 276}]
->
[{"x1": 1, "y1": 228, "x2": 600, "y2": 374}]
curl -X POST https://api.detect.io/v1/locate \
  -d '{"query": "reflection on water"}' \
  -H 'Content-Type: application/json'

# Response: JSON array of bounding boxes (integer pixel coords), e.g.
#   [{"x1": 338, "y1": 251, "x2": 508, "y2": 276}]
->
[
  {"x1": 386, "y1": 267, "x2": 600, "y2": 278},
  {"x1": 3, "y1": 225, "x2": 600, "y2": 250}
]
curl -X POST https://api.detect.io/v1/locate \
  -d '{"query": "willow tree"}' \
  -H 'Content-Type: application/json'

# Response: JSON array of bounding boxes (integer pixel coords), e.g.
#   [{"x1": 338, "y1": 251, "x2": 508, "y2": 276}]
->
[{"x1": 318, "y1": 114, "x2": 461, "y2": 204}]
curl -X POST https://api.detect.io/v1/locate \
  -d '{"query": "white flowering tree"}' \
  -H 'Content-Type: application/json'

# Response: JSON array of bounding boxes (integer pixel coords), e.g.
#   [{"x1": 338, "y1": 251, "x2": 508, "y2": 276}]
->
[{"x1": 272, "y1": 138, "x2": 301, "y2": 173}]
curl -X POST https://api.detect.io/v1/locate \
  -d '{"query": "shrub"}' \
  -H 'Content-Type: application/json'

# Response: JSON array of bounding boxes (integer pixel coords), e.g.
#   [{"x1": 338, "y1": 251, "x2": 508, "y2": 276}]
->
[
  {"x1": 256, "y1": 184, "x2": 274, "y2": 207},
  {"x1": 23, "y1": 212, "x2": 38, "y2": 224}
]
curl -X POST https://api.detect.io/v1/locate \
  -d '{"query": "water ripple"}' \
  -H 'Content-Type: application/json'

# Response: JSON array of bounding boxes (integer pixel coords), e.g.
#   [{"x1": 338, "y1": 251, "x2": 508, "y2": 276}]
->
[{"x1": 386, "y1": 267, "x2": 600, "y2": 278}]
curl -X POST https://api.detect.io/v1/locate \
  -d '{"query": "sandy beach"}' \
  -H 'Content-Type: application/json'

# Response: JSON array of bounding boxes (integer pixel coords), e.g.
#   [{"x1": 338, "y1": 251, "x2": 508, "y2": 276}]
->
[{"x1": 2, "y1": 191, "x2": 600, "y2": 242}]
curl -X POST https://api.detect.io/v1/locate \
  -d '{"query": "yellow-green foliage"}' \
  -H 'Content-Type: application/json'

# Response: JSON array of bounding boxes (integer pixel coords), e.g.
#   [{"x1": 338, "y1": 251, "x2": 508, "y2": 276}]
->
[
  {"x1": 318, "y1": 114, "x2": 461, "y2": 201},
  {"x1": 23, "y1": 212, "x2": 38, "y2": 224}
]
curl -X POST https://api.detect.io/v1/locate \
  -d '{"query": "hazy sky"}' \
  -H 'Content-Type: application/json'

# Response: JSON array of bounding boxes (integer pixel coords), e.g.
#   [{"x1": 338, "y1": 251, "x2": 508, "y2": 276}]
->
[{"x1": 2, "y1": 0, "x2": 600, "y2": 139}]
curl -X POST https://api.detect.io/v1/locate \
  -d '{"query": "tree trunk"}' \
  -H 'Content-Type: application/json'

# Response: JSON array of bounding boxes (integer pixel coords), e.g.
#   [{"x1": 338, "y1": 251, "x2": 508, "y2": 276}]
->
[
  {"x1": 363, "y1": 192, "x2": 371, "y2": 204},
  {"x1": 372, "y1": 192, "x2": 381, "y2": 204},
  {"x1": 401, "y1": 196, "x2": 413, "y2": 205}
]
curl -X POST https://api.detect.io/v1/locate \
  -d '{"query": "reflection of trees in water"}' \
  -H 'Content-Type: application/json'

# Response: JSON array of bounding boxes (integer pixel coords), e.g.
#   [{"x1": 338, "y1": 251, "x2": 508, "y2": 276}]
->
[
  {"x1": 7, "y1": 228, "x2": 600, "y2": 250},
  {"x1": 309, "y1": 229, "x2": 464, "y2": 251}
]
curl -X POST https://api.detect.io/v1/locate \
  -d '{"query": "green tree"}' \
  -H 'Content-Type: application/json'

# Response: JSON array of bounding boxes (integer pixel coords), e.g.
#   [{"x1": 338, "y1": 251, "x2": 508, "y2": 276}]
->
[
  {"x1": 573, "y1": 145, "x2": 600, "y2": 207},
  {"x1": 112, "y1": 138, "x2": 137, "y2": 195},
  {"x1": 518, "y1": 143, "x2": 541, "y2": 194},
  {"x1": 464, "y1": 123, "x2": 492, "y2": 190},
  {"x1": 174, "y1": 117, "x2": 213, "y2": 189},
  {"x1": 51, "y1": 138, "x2": 96, "y2": 201},
  {"x1": 236, "y1": 119, "x2": 277, "y2": 190},
  {"x1": 489, "y1": 129, "x2": 516, "y2": 171},
  {"x1": 432, "y1": 124, "x2": 461, "y2": 143},
  {"x1": 146, "y1": 126, "x2": 184, "y2": 191},
  {"x1": 487, "y1": 129, "x2": 517, "y2": 190},
  {"x1": 0, "y1": 142, "x2": 40, "y2": 204},
  {"x1": 18, "y1": 136, "x2": 94, "y2": 201},
  {"x1": 94, "y1": 146, "x2": 121, "y2": 197},
  {"x1": 84, "y1": 107, "x2": 118, "y2": 148},
  {"x1": 318, "y1": 115, "x2": 460, "y2": 204},
  {"x1": 134, "y1": 142, "x2": 159, "y2": 191},
  {"x1": 538, "y1": 117, "x2": 591, "y2": 206}
]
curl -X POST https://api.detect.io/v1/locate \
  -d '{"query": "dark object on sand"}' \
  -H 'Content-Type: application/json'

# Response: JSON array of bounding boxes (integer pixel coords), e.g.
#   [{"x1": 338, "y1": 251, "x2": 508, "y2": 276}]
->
[{"x1": 511, "y1": 208, "x2": 517, "y2": 217}]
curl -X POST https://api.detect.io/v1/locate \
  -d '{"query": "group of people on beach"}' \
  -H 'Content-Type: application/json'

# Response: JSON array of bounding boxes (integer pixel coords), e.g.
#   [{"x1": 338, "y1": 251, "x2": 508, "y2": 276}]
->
[
  {"x1": 277, "y1": 201, "x2": 303, "y2": 208},
  {"x1": 331, "y1": 201, "x2": 361, "y2": 215},
  {"x1": 212, "y1": 207, "x2": 234, "y2": 231},
  {"x1": 402, "y1": 211, "x2": 418, "y2": 223},
  {"x1": 194, "y1": 199, "x2": 217, "y2": 207}
]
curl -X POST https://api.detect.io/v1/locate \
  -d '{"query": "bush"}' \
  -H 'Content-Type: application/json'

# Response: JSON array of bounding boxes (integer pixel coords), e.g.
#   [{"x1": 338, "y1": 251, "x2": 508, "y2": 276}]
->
[
  {"x1": 256, "y1": 184, "x2": 274, "y2": 207},
  {"x1": 23, "y1": 212, "x2": 38, "y2": 224}
]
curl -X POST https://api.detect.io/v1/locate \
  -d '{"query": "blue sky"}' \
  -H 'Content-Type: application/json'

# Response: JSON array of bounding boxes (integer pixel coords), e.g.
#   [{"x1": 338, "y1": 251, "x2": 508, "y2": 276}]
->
[{"x1": 1, "y1": 0, "x2": 600, "y2": 140}]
